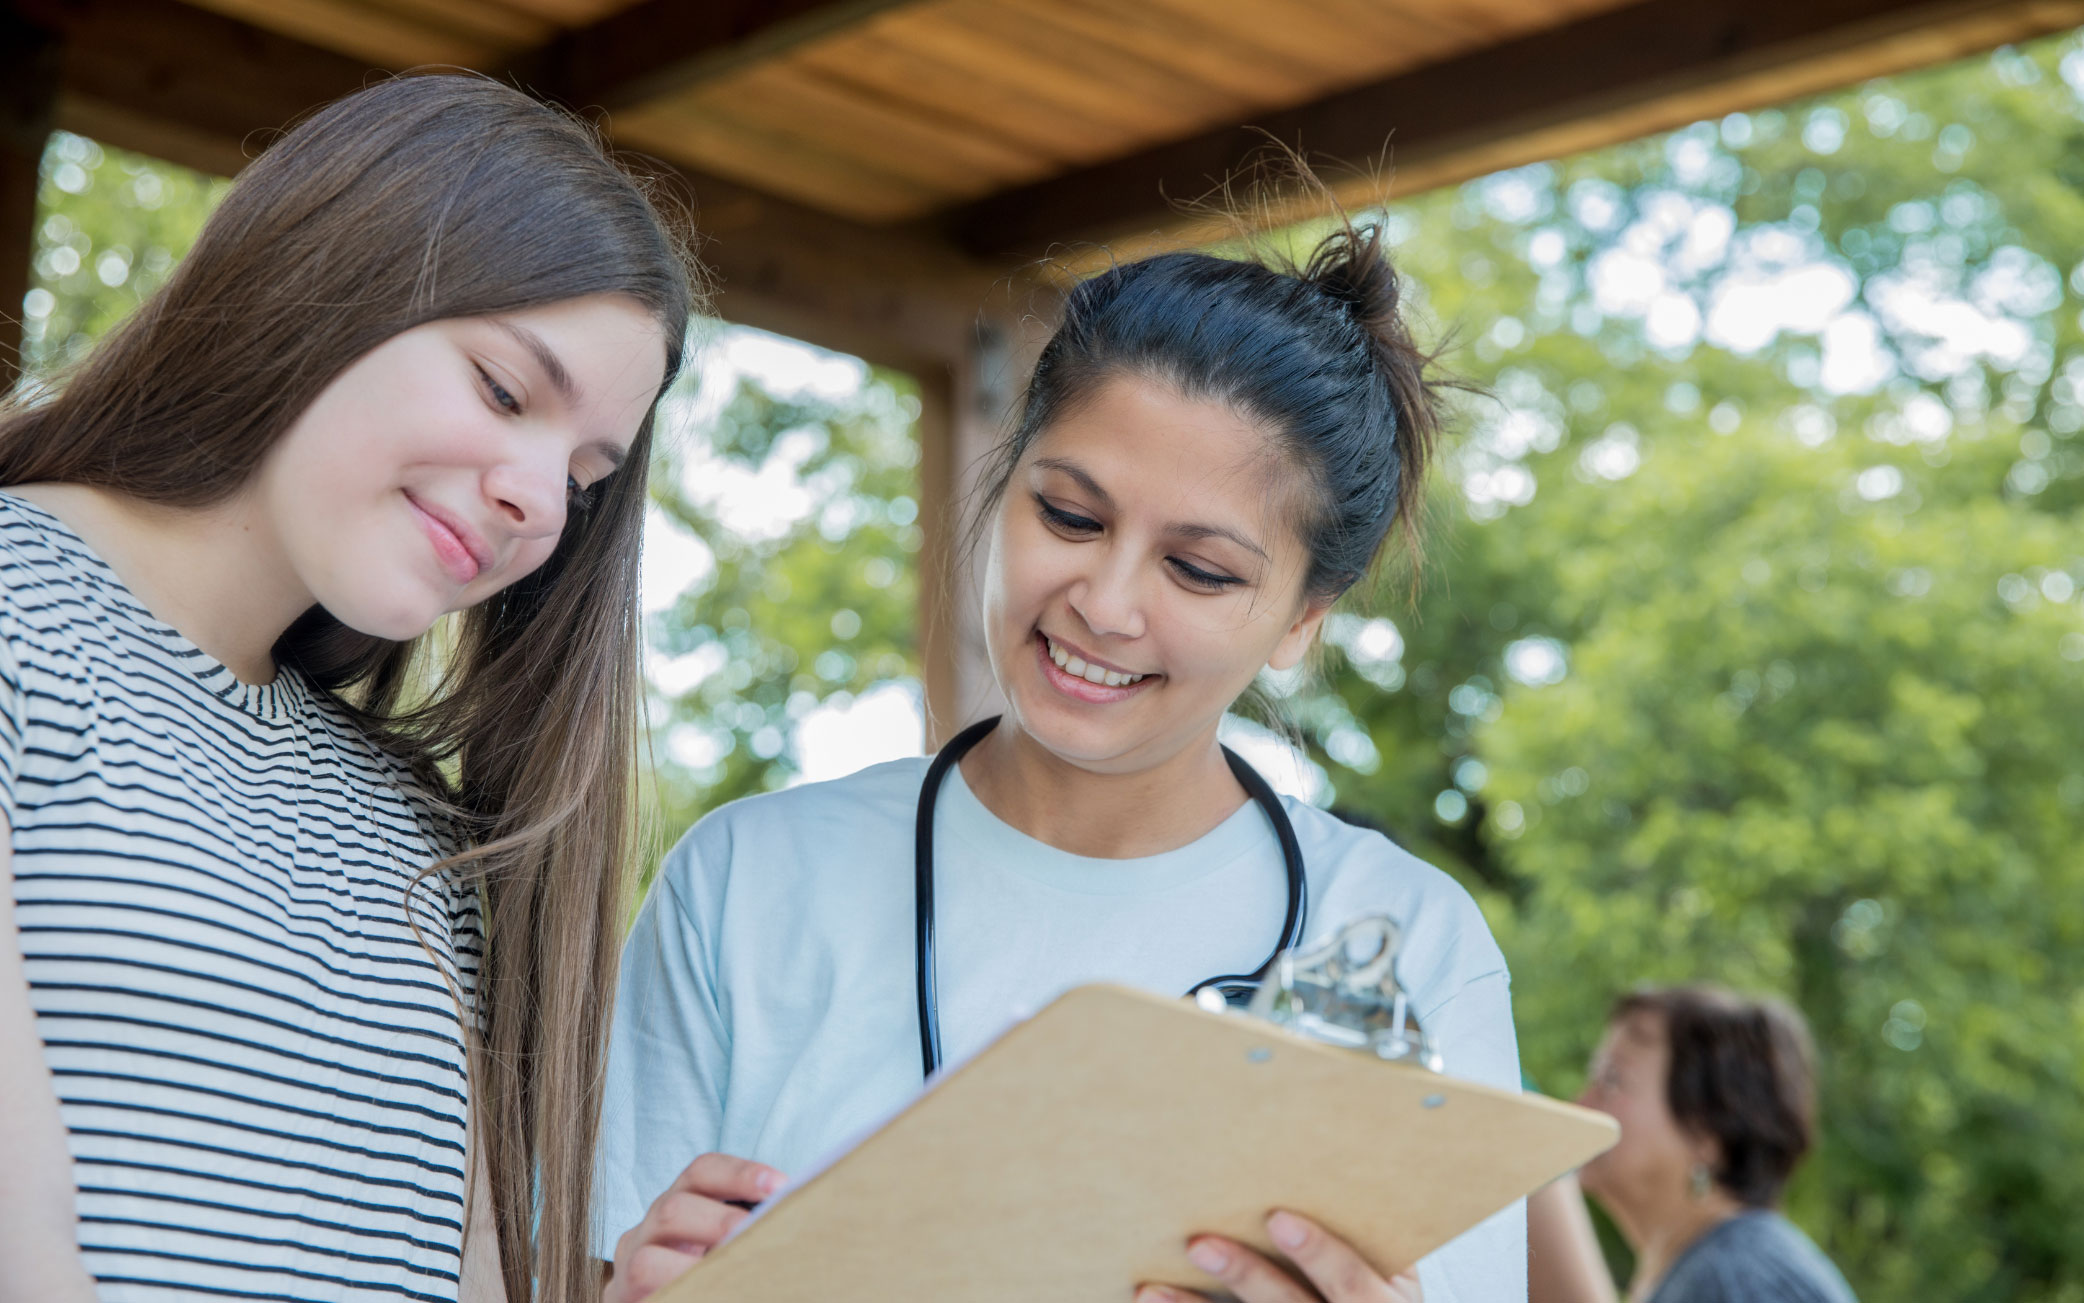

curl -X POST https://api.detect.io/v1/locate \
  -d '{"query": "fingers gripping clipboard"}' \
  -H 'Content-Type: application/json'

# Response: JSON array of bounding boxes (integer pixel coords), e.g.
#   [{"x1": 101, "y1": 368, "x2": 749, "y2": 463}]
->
[{"x1": 655, "y1": 921, "x2": 1618, "y2": 1302}]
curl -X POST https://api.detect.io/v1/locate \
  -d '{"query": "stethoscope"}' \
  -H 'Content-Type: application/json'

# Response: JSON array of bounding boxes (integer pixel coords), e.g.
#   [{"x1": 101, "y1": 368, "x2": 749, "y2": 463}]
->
[{"x1": 913, "y1": 715, "x2": 1309, "y2": 1078}]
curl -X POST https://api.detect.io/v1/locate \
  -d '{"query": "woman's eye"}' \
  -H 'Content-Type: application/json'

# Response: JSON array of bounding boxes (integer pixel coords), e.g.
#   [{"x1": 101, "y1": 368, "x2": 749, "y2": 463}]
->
[
  {"x1": 1167, "y1": 557, "x2": 1243, "y2": 591},
  {"x1": 1036, "y1": 497, "x2": 1100, "y2": 535},
  {"x1": 475, "y1": 364, "x2": 521, "y2": 415},
  {"x1": 566, "y1": 474, "x2": 594, "y2": 511}
]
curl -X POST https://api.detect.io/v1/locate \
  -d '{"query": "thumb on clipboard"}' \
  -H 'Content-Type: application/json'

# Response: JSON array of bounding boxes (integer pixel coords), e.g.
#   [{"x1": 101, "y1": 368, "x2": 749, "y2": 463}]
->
[
  {"x1": 1137, "y1": 1210, "x2": 1424, "y2": 1303},
  {"x1": 605, "y1": 1152, "x2": 785, "y2": 1303}
]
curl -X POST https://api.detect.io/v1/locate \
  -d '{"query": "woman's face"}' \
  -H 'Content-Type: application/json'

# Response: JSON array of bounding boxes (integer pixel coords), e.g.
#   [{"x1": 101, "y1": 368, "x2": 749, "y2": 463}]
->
[
  {"x1": 980, "y1": 373, "x2": 1329, "y2": 775},
  {"x1": 1576, "y1": 1011, "x2": 1714, "y2": 1216},
  {"x1": 251, "y1": 293, "x2": 668, "y2": 640}
]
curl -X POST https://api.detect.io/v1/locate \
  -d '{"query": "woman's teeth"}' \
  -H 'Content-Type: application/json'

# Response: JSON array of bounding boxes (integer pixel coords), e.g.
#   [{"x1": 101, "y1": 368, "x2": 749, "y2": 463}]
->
[{"x1": 1045, "y1": 636, "x2": 1147, "y2": 688}]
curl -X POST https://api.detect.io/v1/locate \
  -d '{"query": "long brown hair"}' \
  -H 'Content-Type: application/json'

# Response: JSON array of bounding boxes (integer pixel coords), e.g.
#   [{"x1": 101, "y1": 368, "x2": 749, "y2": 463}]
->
[{"x1": 0, "y1": 72, "x2": 696, "y2": 1302}]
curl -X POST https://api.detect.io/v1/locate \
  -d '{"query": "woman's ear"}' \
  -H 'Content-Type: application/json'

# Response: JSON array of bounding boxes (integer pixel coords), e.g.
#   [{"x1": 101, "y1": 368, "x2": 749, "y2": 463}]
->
[
  {"x1": 1688, "y1": 1129, "x2": 1725, "y2": 1175},
  {"x1": 1266, "y1": 599, "x2": 1334, "y2": 673}
]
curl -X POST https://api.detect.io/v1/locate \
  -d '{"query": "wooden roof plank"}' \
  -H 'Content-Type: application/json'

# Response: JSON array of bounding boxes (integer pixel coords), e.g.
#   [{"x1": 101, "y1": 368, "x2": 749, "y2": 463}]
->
[
  {"x1": 616, "y1": 99, "x2": 949, "y2": 221},
  {"x1": 935, "y1": 3, "x2": 1242, "y2": 122},
  {"x1": 882, "y1": 6, "x2": 1212, "y2": 142},
  {"x1": 682, "y1": 61, "x2": 1043, "y2": 195},
  {"x1": 787, "y1": 36, "x2": 1106, "y2": 163},
  {"x1": 496, "y1": 0, "x2": 639, "y2": 24},
  {"x1": 945, "y1": 0, "x2": 2084, "y2": 259},
  {"x1": 1118, "y1": 0, "x2": 1478, "y2": 70},
  {"x1": 845, "y1": 17, "x2": 1176, "y2": 142},
  {"x1": 1000, "y1": 0, "x2": 1332, "y2": 109}
]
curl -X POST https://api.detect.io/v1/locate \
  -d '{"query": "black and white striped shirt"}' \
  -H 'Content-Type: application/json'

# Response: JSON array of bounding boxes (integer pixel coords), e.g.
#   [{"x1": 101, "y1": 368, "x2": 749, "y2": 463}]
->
[{"x1": 2, "y1": 493, "x2": 483, "y2": 1302}]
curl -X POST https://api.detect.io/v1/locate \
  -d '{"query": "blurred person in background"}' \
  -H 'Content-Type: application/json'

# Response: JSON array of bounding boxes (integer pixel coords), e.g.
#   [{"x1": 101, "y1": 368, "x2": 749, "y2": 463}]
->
[{"x1": 1566, "y1": 986, "x2": 1856, "y2": 1303}]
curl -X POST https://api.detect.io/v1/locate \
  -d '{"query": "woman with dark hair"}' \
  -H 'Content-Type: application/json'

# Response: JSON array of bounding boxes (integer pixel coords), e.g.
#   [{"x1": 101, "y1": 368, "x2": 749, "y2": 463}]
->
[
  {"x1": 1574, "y1": 987, "x2": 1856, "y2": 1303},
  {"x1": 0, "y1": 73, "x2": 694, "y2": 1303},
  {"x1": 595, "y1": 216, "x2": 1518, "y2": 1303}
]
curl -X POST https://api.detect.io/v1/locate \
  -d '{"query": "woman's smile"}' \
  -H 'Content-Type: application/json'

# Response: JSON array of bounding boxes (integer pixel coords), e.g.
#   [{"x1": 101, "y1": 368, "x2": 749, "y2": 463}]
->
[{"x1": 1035, "y1": 630, "x2": 1157, "y2": 702}]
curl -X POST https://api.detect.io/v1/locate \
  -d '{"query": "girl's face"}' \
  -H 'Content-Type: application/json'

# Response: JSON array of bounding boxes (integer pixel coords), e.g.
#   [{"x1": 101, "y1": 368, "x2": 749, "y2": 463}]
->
[
  {"x1": 981, "y1": 373, "x2": 1330, "y2": 775},
  {"x1": 251, "y1": 294, "x2": 668, "y2": 640},
  {"x1": 1576, "y1": 1012, "x2": 1715, "y2": 1213}
]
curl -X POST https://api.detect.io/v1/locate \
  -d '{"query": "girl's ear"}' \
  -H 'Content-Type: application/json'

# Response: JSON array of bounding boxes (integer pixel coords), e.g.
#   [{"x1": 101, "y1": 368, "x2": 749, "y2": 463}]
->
[{"x1": 1266, "y1": 598, "x2": 1334, "y2": 673}]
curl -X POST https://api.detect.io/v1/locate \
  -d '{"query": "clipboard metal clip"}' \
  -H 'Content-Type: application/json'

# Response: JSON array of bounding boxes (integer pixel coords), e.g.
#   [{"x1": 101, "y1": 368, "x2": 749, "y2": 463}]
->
[{"x1": 1202, "y1": 916, "x2": 1445, "y2": 1073}]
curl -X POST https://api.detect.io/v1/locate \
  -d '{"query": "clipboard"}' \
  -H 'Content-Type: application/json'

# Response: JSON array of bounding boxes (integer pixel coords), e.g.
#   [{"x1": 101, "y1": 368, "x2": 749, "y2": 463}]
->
[{"x1": 656, "y1": 927, "x2": 1617, "y2": 1302}]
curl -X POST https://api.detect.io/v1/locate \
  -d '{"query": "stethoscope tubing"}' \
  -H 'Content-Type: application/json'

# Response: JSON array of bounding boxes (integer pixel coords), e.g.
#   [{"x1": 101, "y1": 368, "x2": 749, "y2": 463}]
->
[{"x1": 913, "y1": 716, "x2": 1308, "y2": 1078}]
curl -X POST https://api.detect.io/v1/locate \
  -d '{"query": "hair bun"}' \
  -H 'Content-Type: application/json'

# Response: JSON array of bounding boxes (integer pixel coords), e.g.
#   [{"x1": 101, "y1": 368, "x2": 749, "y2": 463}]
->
[{"x1": 1304, "y1": 224, "x2": 1401, "y2": 317}]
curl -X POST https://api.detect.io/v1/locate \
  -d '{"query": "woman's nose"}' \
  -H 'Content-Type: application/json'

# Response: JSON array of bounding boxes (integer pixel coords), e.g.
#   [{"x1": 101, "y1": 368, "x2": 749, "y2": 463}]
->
[{"x1": 1070, "y1": 554, "x2": 1145, "y2": 639}]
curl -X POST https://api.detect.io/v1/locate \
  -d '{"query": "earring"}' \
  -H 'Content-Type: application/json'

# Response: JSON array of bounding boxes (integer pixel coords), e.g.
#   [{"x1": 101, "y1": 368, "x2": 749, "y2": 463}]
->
[{"x1": 1689, "y1": 1163, "x2": 1714, "y2": 1199}]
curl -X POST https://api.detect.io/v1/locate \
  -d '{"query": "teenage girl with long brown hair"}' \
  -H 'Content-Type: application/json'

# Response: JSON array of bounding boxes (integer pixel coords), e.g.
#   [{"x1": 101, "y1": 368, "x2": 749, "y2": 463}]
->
[{"x1": 0, "y1": 74, "x2": 691, "y2": 1303}]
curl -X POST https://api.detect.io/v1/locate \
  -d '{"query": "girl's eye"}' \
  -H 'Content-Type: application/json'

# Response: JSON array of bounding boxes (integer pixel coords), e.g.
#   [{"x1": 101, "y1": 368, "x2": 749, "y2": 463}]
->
[
  {"x1": 1036, "y1": 496, "x2": 1100, "y2": 535},
  {"x1": 475, "y1": 364, "x2": 521, "y2": 415},
  {"x1": 1167, "y1": 557, "x2": 1243, "y2": 592},
  {"x1": 566, "y1": 474, "x2": 596, "y2": 512}
]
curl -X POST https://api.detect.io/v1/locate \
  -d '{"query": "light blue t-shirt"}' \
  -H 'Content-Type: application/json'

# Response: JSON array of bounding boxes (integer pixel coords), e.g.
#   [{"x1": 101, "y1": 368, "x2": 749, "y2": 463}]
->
[{"x1": 595, "y1": 756, "x2": 1526, "y2": 1300}]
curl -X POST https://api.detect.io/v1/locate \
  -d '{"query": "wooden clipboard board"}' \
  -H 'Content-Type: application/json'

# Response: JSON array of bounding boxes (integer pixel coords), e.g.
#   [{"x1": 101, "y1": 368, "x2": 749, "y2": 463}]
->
[{"x1": 656, "y1": 983, "x2": 1617, "y2": 1301}]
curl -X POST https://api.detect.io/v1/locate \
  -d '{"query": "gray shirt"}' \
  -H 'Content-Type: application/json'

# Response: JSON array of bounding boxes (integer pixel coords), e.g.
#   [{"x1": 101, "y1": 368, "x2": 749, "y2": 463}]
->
[{"x1": 1649, "y1": 1210, "x2": 1858, "y2": 1303}]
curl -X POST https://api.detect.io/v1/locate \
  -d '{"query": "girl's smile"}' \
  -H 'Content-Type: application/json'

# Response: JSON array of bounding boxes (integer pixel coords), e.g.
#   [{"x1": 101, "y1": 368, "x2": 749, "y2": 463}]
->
[{"x1": 404, "y1": 489, "x2": 491, "y2": 584}]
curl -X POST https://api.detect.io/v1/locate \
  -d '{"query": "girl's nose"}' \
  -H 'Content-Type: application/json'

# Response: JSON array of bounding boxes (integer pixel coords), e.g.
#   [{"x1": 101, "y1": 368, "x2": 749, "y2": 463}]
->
[{"x1": 483, "y1": 455, "x2": 567, "y2": 540}]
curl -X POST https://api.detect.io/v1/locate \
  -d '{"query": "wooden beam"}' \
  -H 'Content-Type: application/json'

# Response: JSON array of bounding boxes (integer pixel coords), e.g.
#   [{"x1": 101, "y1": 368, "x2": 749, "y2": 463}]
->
[
  {"x1": 2, "y1": 8, "x2": 62, "y2": 384},
  {"x1": 529, "y1": 0, "x2": 913, "y2": 112},
  {"x1": 26, "y1": 0, "x2": 378, "y2": 176},
  {"x1": 675, "y1": 166, "x2": 1003, "y2": 373},
  {"x1": 945, "y1": 0, "x2": 2084, "y2": 261}
]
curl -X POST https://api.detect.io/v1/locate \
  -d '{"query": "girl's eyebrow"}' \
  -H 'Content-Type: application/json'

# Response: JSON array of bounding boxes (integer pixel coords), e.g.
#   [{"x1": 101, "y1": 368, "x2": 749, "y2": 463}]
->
[
  {"x1": 491, "y1": 319, "x2": 580, "y2": 405},
  {"x1": 1033, "y1": 455, "x2": 1269, "y2": 562}
]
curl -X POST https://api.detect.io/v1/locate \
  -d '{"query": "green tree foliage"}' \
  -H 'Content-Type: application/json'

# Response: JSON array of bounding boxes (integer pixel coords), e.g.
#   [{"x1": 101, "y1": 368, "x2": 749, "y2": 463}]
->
[
  {"x1": 1287, "y1": 35, "x2": 2084, "y2": 1302},
  {"x1": 643, "y1": 367, "x2": 925, "y2": 841},
  {"x1": 20, "y1": 132, "x2": 227, "y2": 379}
]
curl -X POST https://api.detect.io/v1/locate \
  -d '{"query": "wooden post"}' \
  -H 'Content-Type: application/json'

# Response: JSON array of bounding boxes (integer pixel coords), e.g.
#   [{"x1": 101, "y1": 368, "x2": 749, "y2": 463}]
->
[
  {"x1": 915, "y1": 298, "x2": 1053, "y2": 747},
  {"x1": 1, "y1": 11, "x2": 61, "y2": 385},
  {"x1": 914, "y1": 361, "x2": 963, "y2": 748}
]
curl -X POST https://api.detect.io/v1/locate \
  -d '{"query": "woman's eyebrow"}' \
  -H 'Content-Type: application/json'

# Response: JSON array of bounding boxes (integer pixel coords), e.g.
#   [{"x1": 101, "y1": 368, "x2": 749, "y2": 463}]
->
[
  {"x1": 1034, "y1": 456, "x2": 1268, "y2": 561},
  {"x1": 491, "y1": 319, "x2": 580, "y2": 406},
  {"x1": 1033, "y1": 456, "x2": 1111, "y2": 506},
  {"x1": 1171, "y1": 521, "x2": 1269, "y2": 563}
]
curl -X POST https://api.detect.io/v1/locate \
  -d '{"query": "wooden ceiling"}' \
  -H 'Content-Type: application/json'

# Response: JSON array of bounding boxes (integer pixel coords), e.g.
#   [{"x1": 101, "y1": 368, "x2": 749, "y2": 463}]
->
[
  {"x1": 10, "y1": 0, "x2": 2084, "y2": 367},
  {"x1": 609, "y1": 0, "x2": 1636, "y2": 222}
]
